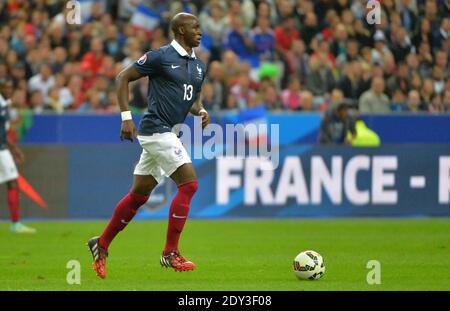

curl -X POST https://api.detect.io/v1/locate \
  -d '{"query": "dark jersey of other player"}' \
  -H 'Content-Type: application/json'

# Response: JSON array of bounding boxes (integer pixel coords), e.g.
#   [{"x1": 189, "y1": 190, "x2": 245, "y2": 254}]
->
[
  {"x1": 0, "y1": 95, "x2": 9, "y2": 150},
  {"x1": 133, "y1": 40, "x2": 207, "y2": 135}
]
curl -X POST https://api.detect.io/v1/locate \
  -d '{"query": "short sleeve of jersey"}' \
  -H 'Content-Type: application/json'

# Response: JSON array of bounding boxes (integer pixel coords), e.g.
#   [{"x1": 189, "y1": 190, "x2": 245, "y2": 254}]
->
[{"x1": 133, "y1": 49, "x2": 163, "y2": 76}]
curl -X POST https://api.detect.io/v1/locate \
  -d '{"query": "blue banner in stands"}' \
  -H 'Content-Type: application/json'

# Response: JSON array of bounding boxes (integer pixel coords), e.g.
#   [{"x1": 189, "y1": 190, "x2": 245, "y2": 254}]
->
[{"x1": 21, "y1": 114, "x2": 450, "y2": 144}]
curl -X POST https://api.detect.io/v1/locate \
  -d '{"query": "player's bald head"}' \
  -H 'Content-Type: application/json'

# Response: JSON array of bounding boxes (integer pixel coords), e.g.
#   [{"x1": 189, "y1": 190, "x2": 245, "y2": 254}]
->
[{"x1": 171, "y1": 12, "x2": 197, "y2": 35}]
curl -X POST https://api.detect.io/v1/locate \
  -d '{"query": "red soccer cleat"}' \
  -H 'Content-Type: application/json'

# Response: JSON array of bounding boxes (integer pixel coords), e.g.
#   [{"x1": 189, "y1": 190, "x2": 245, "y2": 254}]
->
[
  {"x1": 160, "y1": 250, "x2": 196, "y2": 272},
  {"x1": 87, "y1": 236, "x2": 108, "y2": 279}
]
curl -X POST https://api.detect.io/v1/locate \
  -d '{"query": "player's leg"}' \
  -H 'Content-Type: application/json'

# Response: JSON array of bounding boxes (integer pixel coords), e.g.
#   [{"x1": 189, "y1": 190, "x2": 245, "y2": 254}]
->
[
  {"x1": 160, "y1": 163, "x2": 198, "y2": 271},
  {"x1": 164, "y1": 163, "x2": 197, "y2": 253},
  {"x1": 7, "y1": 180, "x2": 20, "y2": 224},
  {"x1": 88, "y1": 174, "x2": 157, "y2": 279},
  {"x1": 88, "y1": 139, "x2": 160, "y2": 279},
  {"x1": 0, "y1": 149, "x2": 35, "y2": 233},
  {"x1": 99, "y1": 174, "x2": 158, "y2": 249}
]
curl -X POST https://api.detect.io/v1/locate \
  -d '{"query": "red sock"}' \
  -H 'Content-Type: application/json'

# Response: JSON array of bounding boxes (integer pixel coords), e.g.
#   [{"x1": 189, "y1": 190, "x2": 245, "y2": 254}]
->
[
  {"x1": 99, "y1": 192, "x2": 149, "y2": 250},
  {"x1": 164, "y1": 180, "x2": 198, "y2": 255},
  {"x1": 7, "y1": 187, "x2": 20, "y2": 223}
]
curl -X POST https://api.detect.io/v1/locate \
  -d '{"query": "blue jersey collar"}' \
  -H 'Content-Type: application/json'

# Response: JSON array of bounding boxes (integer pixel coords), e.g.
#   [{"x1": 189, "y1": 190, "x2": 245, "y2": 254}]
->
[{"x1": 170, "y1": 40, "x2": 196, "y2": 59}]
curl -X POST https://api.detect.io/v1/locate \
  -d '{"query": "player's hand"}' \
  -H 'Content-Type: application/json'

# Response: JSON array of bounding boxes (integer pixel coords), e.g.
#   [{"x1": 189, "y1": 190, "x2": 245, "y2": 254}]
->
[
  {"x1": 11, "y1": 147, "x2": 25, "y2": 165},
  {"x1": 199, "y1": 111, "x2": 210, "y2": 129},
  {"x1": 120, "y1": 120, "x2": 137, "y2": 142}
]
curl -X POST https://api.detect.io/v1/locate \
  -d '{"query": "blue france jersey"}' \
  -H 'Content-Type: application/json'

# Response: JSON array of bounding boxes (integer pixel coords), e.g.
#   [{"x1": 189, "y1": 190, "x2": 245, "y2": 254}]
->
[
  {"x1": 133, "y1": 40, "x2": 207, "y2": 135},
  {"x1": 0, "y1": 95, "x2": 9, "y2": 150}
]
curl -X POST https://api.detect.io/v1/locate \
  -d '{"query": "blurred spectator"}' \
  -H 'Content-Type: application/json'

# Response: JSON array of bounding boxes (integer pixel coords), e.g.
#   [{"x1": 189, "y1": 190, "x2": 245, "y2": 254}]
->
[
  {"x1": 406, "y1": 89, "x2": 423, "y2": 113},
  {"x1": 359, "y1": 77, "x2": 390, "y2": 113},
  {"x1": 250, "y1": 16, "x2": 276, "y2": 63},
  {"x1": 390, "y1": 89, "x2": 408, "y2": 112},
  {"x1": 53, "y1": 73, "x2": 73, "y2": 110},
  {"x1": 80, "y1": 37, "x2": 106, "y2": 89},
  {"x1": 52, "y1": 46, "x2": 68, "y2": 73},
  {"x1": 417, "y1": 41, "x2": 434, "y2": 77},
  {"x1": 28, "y1": 62, "x2": 54, "y2": 101},
  {"x1": 300, "y1": 12, "x2": 318, "y2": 46},
  {"x1": 46, "y1": 87, "x2": 64, "y2": 113},
  {"x1": 286, "y1": 39, "x2": 309, "y2": 85},
  {"x1": 310, "y1": 37, "x2": 337, "y2": 70},
  {"x1": 67, "y1": 74, "x2": 84, "y2": 110},
  {"x1": 399, "y1": 0, "x2": 417, "y2": 33},
  {"x1": 336, "y1": 39, "x2": 360, "y2": 70},
  {"x1": 274, "y1": 14, "x2": 299, "y2": 55},
  {"x1": 352, "y1": 19, "x2": 371, "y2": 48},
  {"x1": 256, "y1": 1, "x2": 277, "y2": 26},
  {"x1": 371, "y1": 30, "x2": 393, "y2": 66},
  {"x1": 421, "y1": 78, "x2": 435, "y2": 107},
  {"x1": 222, "y1": 50, "x2": 241, "y2": 88},
  {"x1": 330, "y1": 23, "x2": 348, "y2": 60},
  {"x1": 205, "y1": 60, "x2": 227, "y2": 109},
  {"x1": 29, "y1": 90, "x2": 44, "y2": 113},
  {"x1": 0, "y1": 0, "x2": 447, "y2": 116},
  {"x1": 68, "y1": 40, "x2": 82, "y2": 62},
  {"x1": 386, "y1": 62, "x2": 410, "y2": 97},
  {"x1": 104, "y1": 25, "x2": 123, "y2": 61},
  {"x1": 261, "y1": 85, "x2": 281, "y2": 110},
  {"x1": 130, "y1": 78, "x2": 149, "y2": 111},
  {"x1": 230, "y1": 73, "x2": 257, "y2": 110},
  {"x1": 199, "y1": 1, "x2": 226, "y2": 61},
  {"x1": 201, "y1": 82, "x2": 217, "y2": 111},
  {"x1": 435, "y1": 50, "x2": 450, "y2": 79},
  {"x1": 277, "y1": 0, "x2": 295, "y2": 20},
  {"x1": 11, "y1": 62, "x2": 26, "y2": 85},
  {"x1": 280, "y1": 77, "x2": 302, "y2": 110},
  {"x1": 226, "y1": 94, "x2": 238, "y2": 110},
  {"x1": 428, "y1": 93, "x2": 445, "y2": 113},
  {"x1": 432, "y1": 65, "x2": 445, "y2": 94},
  {"x1": 78, "y1": 89, "x2": 103, "y2": 113},
  {"x1": 318, "y1": 102, "x2": 356, "y2": 144},
  {"x1": 338, "y1": 61, "x2": 366, "y2": 101},
  {"x1": 433, "y1": 16, "x2": 449, "y2": 49},
  {"x1": 307, "y1": 54, "x2": 335, "y2": 101},
  {"x1": 223, "y1": 0, "x2": 255, "y2": 30},
  {"x1": 299, "y1": 90, "x2": 314, "y2": 112},
  {"x1": 443, "y1": 90, "x2": 450, "y2": 112},
  {"x1": 390, "y1": 27, "x2": 412, "y2": 63},
  {"x1": 412, "y1": 18, "x2": 433, "y2": 49},
  {"x1": 326, "y1": 88, "x2": 345, "y2": 112},
  {"x1": 223, "y1": 16, "x2": 255, "y2": 65}
]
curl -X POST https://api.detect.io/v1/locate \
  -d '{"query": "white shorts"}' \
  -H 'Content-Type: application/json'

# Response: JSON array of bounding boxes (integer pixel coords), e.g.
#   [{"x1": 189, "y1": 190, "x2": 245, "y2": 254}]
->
[
  {"x1": 0, "y1": 149, "x2": 19, "y2": 184},
  {"x1": 133, "y1": 132, "x2": 191, "y2": 184}
]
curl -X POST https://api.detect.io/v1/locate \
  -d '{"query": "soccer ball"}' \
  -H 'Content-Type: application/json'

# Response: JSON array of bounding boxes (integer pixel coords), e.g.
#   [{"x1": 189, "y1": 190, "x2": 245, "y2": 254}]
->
[{"x1": 293, "y1": 250, "x2": 325, "y2": 280}]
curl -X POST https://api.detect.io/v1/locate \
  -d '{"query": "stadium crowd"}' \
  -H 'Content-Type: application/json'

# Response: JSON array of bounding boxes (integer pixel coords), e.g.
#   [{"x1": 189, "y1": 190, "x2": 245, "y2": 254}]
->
[{"x1": 0, "y1": 0, "x2": 449, "y2": 116}]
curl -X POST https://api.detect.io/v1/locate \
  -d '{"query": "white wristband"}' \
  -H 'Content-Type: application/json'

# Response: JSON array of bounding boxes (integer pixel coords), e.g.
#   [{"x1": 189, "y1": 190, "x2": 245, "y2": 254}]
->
[
  {"x1": 121, "y1": 111, "x2": 132, "y2": 121},
  {"x1": 198, "y1": 108, "x2": 207, "y2": 115}
]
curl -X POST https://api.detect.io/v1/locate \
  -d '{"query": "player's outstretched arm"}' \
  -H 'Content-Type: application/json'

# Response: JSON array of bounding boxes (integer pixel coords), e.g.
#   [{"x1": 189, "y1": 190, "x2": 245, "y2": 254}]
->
[
  {"x1": 115, "y1": 65, "x2": 144, "y2": 142},
  {"x1": 190, "y1": 93, "x2": 210, "y2": 129}
]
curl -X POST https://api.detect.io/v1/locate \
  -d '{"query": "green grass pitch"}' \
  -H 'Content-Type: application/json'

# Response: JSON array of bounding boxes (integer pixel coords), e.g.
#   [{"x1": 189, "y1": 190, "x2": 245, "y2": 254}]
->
[{"x1": 0, "y1": 219, "x2": 449, "y2": 290}]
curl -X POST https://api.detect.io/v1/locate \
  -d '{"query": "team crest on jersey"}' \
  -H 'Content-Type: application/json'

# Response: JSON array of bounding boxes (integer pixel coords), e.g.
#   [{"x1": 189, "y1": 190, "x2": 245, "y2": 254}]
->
[
  {"x1": 196, "y1": 64, "x2": 202, "y2": 79},
  {"x1": 137, "y1": 54, "x2": 147, "y2": 65}
]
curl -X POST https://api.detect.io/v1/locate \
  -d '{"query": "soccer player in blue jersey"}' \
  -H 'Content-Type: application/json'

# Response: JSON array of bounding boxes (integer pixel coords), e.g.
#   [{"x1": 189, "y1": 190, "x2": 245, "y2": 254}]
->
[
  {"x1": 88, "y1": 13, "x2": 210, "y2": 279},
  {"x1": 0, "y1": 78, "x2": 36, "y2": 234}
]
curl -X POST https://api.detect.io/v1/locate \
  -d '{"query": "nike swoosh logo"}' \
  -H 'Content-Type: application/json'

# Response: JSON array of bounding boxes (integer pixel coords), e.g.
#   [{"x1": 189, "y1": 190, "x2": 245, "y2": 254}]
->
[
  {"x1": 171, "y1": 65, "x2": 180, "y2": 69},
  {"x1": 172, "y1": 214, "x2": 187, "y2": 219},
  {"x1": 121, "y1": 219, "x2": 129, "y2": 224}
]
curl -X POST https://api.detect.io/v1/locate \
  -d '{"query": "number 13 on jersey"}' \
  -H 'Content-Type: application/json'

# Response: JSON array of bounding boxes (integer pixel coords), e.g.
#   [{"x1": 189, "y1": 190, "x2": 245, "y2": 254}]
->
[{"x1": 183, "y1": 84, "x2": 193, "y2": 101}]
